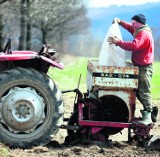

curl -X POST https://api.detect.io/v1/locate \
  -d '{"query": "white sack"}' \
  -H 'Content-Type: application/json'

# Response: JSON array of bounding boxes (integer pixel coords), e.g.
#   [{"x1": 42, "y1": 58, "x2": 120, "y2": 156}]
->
[{"x1": 98, "y1": 22, "x2": 126, "y2": 66}]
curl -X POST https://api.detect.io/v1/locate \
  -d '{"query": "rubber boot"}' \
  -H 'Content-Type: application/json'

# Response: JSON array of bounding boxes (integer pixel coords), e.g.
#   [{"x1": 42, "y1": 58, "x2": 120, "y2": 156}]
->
[
  {"x1": 151, "y1": 106, "x2": 158, "y2": 122},
  {"x1": 138, "y1": 110, "x2": 152, "y2": 125}
]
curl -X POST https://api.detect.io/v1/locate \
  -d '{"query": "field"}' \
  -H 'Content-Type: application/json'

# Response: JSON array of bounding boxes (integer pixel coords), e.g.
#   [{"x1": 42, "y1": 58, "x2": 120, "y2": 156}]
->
[
  {"x1": 0, "y1": 55, "x2": 159, "y2": 157},
  {"x1": 48, "y1": 55, "x2": 89, "y2": 92}
]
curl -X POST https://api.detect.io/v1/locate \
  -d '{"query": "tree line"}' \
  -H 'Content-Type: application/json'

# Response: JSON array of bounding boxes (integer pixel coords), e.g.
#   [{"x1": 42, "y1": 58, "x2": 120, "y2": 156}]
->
[{"x1": 0, "y1": 0, "x2": 90, "y2": 54}]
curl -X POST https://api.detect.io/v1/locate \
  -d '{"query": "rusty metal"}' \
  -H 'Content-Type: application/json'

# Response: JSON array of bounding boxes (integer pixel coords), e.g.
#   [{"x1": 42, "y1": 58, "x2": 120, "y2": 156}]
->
[
  {"x1": 86, "y1": 59, "x2": 139, "y2": 122},
  {"x1": 87, "y1": 59, "x2": 139, "y2": 92}
]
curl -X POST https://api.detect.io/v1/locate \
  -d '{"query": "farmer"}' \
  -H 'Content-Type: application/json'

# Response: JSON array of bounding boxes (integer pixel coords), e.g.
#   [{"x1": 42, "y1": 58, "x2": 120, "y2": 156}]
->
[{"x1": 107, "y1": 14, "x2": 156, "y2": 125}]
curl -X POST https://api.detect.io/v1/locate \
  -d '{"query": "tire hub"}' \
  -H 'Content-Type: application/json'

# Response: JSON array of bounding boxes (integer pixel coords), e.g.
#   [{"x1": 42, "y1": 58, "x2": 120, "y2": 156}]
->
[
  {"x1": 0, "y1": 87, "x2": 45, "y2": 133},
  {"x1": 16, "y1": 104, "x2": 30, "y2": 117}
]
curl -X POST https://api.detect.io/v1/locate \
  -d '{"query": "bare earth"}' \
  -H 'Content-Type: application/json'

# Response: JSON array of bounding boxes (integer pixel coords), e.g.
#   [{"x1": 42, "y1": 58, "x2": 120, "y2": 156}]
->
[{"x1": 1, "y1": 95, "x2": 160, "y2": 157}]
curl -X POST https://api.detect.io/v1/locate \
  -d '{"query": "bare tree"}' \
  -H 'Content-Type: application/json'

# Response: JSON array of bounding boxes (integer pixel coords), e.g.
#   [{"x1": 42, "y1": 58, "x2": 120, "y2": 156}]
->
[
  {"x1": 26, "y1": 0, "x2": 31, "y2": 49},
  {"x1": 18, "y1": 0, "x2": 27, "y2": 50},
  {"x1": 31, "y1": 0, "x2": 90, "y2": 53},
  {"x1": 0, "y1": 14, "x2": 3, "y2": 51},
  {"x1": 0, "y1": 0, "x2": 20, "y2": 50},
  {"x1": 0, "y1": 0, "x2": 9, "y2": 50},
  {"x1": 0, "y1": 0, "x2": 90, "y2": 53}
]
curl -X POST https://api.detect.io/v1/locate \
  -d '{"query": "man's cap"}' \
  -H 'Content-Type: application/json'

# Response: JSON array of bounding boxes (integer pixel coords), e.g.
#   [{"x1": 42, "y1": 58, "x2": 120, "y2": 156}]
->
[{"x1": 131, "y1": 14, "x2": 146, "y2": 24}]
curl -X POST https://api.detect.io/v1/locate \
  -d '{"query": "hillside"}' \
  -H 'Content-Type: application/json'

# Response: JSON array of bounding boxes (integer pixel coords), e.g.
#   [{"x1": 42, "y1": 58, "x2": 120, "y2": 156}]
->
[{"x1": 87, "y1": 2, "x2": 160, "y2": 40}]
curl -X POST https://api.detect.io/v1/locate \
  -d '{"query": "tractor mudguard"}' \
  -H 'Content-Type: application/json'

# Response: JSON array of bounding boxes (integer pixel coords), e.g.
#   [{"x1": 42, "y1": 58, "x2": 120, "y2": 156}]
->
[
  {"x1": 0, "y1": 50, "x2": 37, "y2": 59},
  {"x1": 0, "y1": 51, "x2": 64, "y2": 70},
  {"x1": 40, "y1": 55, "x2": 64, "y2": 69}
]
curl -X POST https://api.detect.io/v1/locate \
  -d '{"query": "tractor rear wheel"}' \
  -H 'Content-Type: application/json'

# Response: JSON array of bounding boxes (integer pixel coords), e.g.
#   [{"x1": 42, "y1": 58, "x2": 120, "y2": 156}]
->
[{"x1": 0, "y1": 67, "x2": 64, "y2": 148}]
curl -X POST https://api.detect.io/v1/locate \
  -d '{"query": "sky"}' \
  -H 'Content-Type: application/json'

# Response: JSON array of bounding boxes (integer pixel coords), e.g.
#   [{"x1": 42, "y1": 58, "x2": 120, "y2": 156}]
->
[{"x1": 87, "y1": 0, "x2": 160, "y2": 7}]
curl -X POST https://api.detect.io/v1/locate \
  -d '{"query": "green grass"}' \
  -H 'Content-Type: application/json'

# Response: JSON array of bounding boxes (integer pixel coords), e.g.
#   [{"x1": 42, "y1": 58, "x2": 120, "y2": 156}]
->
[
  {"x1": 48, "y1": 56, "x2": 88, "y2": 93},
  {"x1": 48, "y1": 57, "x2": 160, "y2": 100},
  {"x1": 151, "y1": 62, "x2": 160, "y2": 100}
]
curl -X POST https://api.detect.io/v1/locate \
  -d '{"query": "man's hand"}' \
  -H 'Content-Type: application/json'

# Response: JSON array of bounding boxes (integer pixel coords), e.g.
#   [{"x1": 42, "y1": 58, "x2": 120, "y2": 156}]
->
[
  {"x1": 112, "y1": 17, "x2": 121, "y2": 24},
  {"x1": 107, "y1": 36, "x2": 120, "y2": 44}
]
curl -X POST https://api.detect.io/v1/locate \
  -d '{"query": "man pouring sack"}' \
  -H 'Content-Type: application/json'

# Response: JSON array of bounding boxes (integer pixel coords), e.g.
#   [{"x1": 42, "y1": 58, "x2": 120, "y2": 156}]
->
[{"x1": 107, "y1": 13, "x2": 158, "y2": 125}]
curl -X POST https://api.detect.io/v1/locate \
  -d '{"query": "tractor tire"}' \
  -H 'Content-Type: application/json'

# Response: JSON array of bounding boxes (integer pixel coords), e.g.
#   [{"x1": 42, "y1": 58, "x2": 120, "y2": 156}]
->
[{"x1": 0, "y1": 67, "x2": 64, "y2": 148}]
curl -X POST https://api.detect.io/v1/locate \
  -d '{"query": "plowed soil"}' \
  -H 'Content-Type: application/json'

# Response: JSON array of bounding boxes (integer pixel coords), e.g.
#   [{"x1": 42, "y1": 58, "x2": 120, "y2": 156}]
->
[{"x1": 1, "y1": 95, "x2": 160, "y2": 157}]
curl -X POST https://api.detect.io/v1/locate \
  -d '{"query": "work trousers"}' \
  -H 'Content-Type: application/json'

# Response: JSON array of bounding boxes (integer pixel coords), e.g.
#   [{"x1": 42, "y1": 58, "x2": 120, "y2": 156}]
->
[{"x1": 136, "y1": 64, "x2": 153, "y2": 112}]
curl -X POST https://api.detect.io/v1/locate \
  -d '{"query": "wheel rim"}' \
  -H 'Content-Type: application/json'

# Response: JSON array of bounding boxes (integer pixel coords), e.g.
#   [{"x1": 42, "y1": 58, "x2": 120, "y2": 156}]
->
[{"x1": 0, "y1": 87, "x2": 45, "y2": 133}]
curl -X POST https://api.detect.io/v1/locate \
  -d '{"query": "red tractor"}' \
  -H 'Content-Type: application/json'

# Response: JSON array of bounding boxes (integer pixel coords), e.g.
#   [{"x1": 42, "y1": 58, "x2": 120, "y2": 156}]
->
[
  {"x1": 0, "y1": 39, "x2": 64, "y2": 148},
  {"x1": 0, "y1": 39, "x2": 157, "y2": 148}
]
